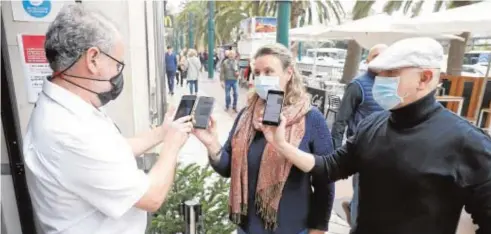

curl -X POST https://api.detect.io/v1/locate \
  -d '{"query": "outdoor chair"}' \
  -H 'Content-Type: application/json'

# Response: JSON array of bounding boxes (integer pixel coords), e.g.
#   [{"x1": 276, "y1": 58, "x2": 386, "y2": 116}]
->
[
  {"x1": 477, "y1": 108, "x2": 490, "y2": 128},
  {"x1": 326, "y1": 94, "x2": 341, "y2": 120}
]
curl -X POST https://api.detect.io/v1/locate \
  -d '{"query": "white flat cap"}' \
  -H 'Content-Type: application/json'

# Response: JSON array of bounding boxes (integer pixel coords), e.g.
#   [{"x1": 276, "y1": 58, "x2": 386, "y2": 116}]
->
[{"x1": 368, "y1": 37, "x2": 444, "y2": 71}]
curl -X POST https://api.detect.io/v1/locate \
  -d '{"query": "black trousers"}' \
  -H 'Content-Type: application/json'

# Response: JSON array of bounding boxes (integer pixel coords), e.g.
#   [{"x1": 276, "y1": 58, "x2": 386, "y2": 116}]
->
[{"x1": 176, "y1": 68, "x2": 184, "y2": 87}]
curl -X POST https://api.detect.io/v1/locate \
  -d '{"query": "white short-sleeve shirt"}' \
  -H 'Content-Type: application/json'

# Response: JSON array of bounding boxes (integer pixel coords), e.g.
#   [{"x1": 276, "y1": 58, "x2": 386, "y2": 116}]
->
[{"x1": 23, "y1": 79, "x2": 150, "y2": 234}]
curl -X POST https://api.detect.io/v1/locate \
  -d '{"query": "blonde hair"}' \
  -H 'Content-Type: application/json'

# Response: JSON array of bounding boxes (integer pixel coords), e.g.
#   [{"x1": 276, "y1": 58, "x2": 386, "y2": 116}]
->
[
  {"x1": 251, "y1": 43, "x2": 308, "y2": 106},
  {"x1": 187, "y1": 49, "x2": 197, "y2": 57}
]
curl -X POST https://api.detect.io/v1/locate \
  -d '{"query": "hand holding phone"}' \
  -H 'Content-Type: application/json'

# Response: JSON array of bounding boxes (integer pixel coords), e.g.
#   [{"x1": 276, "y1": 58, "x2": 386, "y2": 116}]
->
[
  {"x1": 262, "y1": 90, "x2": 285, "y2": 126},
  {"x1": 193, "y1": 96, "x2": 215, "y2": 129},
  {"x1": 174, "y1": 95, "x2": 197, "y2": 121}
]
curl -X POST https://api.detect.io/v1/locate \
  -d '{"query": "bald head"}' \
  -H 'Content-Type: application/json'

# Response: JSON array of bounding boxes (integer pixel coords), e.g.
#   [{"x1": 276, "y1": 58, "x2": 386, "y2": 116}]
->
[{"x1": 367, "y1": 44, "x2": 388, "y2": 63}]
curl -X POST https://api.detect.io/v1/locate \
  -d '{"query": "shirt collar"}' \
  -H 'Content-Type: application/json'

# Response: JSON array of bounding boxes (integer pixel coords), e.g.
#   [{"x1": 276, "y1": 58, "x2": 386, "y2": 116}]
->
[{"x1": 42, "y1": 77, "x2": 102, "y2": 118}]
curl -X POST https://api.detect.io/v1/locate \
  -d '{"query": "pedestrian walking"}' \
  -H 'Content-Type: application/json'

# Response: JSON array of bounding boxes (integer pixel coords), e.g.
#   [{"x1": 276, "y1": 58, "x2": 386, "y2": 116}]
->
[
  {"x1": 165, "y1": 46, "x2": 178, "y2": 95},
  {"x1": 330, "y1": 44, "x2": 388, "y2": 227},
  {"x1": 193, "y1": 43, "x2": 335, "y2": 234},
  {"x1": 177, "y1": 51, "x2": 187, "y2": 88},
  {"x1": 185, "y1": 49, "x2": 201, "y2": 95},
  {"x1": 203, "y1": 49, "x2": 209, "y2": 72},
  {"x1": 220, "y1": 50, "x2": 239, "y2": 112},
  {"x1": 258, "y1": 37, "x2": 491, "y2": 234}
]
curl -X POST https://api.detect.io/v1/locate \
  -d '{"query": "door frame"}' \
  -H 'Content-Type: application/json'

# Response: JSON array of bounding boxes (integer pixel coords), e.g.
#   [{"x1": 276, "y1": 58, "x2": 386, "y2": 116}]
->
[{"x1": 1, "y1": 15, "x2": 37, "y2": 234}]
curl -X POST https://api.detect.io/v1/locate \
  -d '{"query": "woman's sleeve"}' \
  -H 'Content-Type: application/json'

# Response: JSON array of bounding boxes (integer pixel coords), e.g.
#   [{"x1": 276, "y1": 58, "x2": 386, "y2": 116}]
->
[
  {"x1": 307, "y1": 109, "x2": 335, "y2": 231},
  {"x1": 209, "y1": 110, "x2": 245, "y2": 178}
]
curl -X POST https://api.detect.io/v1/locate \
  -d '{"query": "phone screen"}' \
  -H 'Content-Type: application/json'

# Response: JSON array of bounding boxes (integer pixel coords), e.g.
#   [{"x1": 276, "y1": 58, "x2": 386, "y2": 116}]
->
[
  {"x1": 263, "y1": 92, "x2": 284, "y2": 125},
  {"x1": 194, "y1": 97, "x2": 215, "y2": 129},
  {"x1": 175, "y1": 96, "x2": 197, "y2": 120}
]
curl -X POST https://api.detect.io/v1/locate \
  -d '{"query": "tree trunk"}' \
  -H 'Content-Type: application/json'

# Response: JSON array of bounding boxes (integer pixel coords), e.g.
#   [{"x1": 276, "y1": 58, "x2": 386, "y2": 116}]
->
[
  {"x1": 446, "y1": 32, "x2": 470, "y2": 75},
  {"x1": 290, "y1": 1, "x2": 303, "y2": 28},
  {"x1": 341, "y1": 40, "x2": 362, "y2": 84},
  {"x1": 252, "y1": 1, "x2": 260, "y2": 16}
]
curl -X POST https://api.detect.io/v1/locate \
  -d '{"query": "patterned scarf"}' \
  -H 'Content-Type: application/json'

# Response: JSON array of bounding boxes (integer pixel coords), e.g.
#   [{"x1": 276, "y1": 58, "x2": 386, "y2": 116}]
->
[{"x1": 229, "y1": 95, "x2": 311, "y2": 229}]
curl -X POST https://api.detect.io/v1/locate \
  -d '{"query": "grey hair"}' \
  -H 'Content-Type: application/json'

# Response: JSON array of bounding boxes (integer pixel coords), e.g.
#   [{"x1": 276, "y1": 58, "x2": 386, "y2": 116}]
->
[{"x1": 44, "y1": 4, "x2": 120, "y2": 71}]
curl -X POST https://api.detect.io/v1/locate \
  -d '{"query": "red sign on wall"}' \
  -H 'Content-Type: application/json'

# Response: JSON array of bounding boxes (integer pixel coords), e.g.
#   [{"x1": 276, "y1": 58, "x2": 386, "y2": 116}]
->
[
  {"x1": 17, "y1": 34, "x2": 52, "y2": 103},
  {"x1": 21, "y1": 35, "x2": 48, "y2": 64}
]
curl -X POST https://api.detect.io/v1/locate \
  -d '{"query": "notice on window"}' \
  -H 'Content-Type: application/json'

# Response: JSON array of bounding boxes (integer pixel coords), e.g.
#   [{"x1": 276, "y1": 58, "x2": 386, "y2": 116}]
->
[
  {"x1": 11, "y1": 0, "x2": 65, "y2": 22},
  {"x1": 17, "y1": 34, "x2": 52, "y2": 103}
]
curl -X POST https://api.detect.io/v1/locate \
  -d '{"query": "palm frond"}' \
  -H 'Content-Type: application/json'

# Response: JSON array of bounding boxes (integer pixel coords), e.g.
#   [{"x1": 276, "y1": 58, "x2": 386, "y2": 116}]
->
[
  {"x1": 382, "y1": 0, "x2": 403, "y2": 15},
  {"x1": 411, "y1": 0, "x2": 425, "y2": 17}
]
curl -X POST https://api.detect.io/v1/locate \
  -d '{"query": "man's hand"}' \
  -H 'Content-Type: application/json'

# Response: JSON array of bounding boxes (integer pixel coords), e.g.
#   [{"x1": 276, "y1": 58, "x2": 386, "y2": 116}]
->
[
  {"x1": 308, "y1": 229, "x2": 325, "y2": 234},
  {"x1": 162, "y1": 115, "x2": 193, "y2": 153},
  {"x1": 257, "y1": 114, "x2": 287, "y2": 149},
  {"x1": 158, "y1": 106, "x2": 177, "y2": 140},
  {"x1": 220, "y1": 81, "x2": 225, "y2": 89}
]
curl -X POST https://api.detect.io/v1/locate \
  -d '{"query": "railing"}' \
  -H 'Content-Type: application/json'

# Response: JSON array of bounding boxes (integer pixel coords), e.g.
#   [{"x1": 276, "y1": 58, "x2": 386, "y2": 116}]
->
[{"x1": 296, "y1": 62, "x2": 345, "y2": 80}]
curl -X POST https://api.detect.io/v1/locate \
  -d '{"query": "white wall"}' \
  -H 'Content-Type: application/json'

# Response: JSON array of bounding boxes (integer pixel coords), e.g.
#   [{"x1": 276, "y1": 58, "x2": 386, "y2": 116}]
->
[{"x1": 1, "y1": 0, "x2": 152, "y2": 137}]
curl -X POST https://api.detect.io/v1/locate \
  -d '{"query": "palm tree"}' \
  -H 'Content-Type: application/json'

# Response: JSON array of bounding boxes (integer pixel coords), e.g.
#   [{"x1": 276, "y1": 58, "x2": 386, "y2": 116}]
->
[
  {"x1": 175, "y1": 0, "x2": 346, "y2": 48},
  {"x1": 257, "y1": 0, "x2": 345, "y2": 27},
  {"x1": 340, "y1": 1, "x2": 376, "y2": 84},
  {"x1": 384, "y1": 0, "x2": 474, "y2": 76},
  {"x1": 445, "y1": 1, "x2": 473, "y2": 76},
  {"x1": 341, "y1": 0, "x2": 475, "y2": 83}
]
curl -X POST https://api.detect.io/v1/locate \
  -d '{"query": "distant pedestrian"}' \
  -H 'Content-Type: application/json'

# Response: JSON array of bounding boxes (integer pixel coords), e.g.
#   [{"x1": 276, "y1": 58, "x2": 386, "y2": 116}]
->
[
  {"x1": 185, "y1": 49, "x2": 201, "y2": 95},
  {"x1": 220, "y1": 50, "x2": 239, "y2": 112},
  {"x1": 203, "y1": 50, "x2": 209, "y2": 72},
  {"x1": 165, "y1": 46, "x2": 178, "y2": 95},
  {"x1": 177, "y1": 51, "x2": 187, "y2": 88}
]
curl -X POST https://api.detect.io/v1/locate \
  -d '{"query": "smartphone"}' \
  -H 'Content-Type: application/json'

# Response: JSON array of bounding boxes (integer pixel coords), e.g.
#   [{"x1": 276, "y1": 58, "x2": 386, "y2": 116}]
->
[
  {"x1": 193, "y1": 96, "x2": 215, "y2": 129},
  {"x1": 262, "y1": 90, "x2": 285, "y2": 126},
  {"x1": 174, "y1": 95, "x2": 197, "y2": 120}
]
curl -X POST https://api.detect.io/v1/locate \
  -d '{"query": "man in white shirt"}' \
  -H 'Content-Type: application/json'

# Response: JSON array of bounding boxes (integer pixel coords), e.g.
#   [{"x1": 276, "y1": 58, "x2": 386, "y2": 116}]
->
[{"x1": 23, "y1": 4, "x2": 192, "y2": 234}]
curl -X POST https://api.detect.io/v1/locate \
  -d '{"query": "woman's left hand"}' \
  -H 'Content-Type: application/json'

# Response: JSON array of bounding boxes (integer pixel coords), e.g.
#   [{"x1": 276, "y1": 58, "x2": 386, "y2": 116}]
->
[{"x1": 257, "y1": 114, "x2": 287, "y2": 149}]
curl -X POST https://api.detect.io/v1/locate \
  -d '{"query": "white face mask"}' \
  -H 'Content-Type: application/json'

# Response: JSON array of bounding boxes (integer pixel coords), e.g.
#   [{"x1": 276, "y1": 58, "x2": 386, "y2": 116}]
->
[{"x1": 254, "y1": 76, "x2": 280, "y2": 99}]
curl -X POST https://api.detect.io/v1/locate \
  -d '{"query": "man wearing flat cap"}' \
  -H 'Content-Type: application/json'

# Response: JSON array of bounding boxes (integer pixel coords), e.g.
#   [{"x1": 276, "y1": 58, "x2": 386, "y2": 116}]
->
[{"x1": 258, "y1": 37, "x2": 491, "y2": 234}]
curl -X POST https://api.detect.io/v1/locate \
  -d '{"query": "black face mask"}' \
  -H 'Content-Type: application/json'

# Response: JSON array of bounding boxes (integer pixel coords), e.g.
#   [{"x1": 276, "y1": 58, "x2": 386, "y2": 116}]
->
[{"x1": 54, "y1": 50, "x2": 125, "y2": 106}]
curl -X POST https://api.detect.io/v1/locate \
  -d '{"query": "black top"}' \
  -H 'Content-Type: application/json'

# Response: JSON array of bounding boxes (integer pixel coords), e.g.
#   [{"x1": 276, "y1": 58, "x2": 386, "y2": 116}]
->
[
  {"x1": 312, "y1": 92, "x2": 491, "y2": 234},
  {"x1": 330, "y1": 83, "x2": 362, "y2": 149}
]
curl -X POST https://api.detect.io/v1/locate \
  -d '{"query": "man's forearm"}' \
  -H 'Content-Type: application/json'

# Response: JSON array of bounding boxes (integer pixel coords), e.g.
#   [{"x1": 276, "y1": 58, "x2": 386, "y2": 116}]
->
[
  {"x1": 127, "y1": 127, "x2": 164, "y2": 157},
  {"x1": 276, "y1": 142, "x2": 315, "y2": 172},
  {"x1": 145, "y1": 145, "x2": 180, "y2": 209}
]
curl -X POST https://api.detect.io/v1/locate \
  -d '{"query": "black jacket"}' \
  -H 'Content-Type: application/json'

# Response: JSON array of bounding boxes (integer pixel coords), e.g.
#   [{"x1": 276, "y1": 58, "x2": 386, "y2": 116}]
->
[{"x1": 313, "y1": 92, "x2": 491, "y2": 234}]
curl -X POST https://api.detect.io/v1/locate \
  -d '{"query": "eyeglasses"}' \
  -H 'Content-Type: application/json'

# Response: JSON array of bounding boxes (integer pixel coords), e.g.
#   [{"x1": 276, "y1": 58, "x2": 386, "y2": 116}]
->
[{"x1": 100, "y1": 50, "x2": 125, "y2": 74}]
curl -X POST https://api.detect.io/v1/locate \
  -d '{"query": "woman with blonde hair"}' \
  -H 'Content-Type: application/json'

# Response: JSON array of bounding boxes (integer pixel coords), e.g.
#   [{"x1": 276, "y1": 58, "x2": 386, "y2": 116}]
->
[
  {"x1": 185, "y1": 49, "x2": 201, "y2": 95},
  {"x1": 193, "y1": 43, "x2": 335, "y2": 234}
]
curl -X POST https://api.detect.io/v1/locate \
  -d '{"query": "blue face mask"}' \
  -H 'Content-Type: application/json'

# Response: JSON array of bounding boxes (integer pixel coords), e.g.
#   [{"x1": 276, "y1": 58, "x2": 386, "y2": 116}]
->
[
  {"x1": 372, "y1": 76, "x2": 404, "y2": 110},
  {"x1": 254, "y1": 76, "x2": 280, "y2": 99}
]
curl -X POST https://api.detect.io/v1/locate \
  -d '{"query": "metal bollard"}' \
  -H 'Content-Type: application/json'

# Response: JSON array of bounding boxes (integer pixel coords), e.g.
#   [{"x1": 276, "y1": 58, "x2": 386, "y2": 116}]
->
[{"x1": 181, "y1": 199, "x2": 202, "y2": 234}]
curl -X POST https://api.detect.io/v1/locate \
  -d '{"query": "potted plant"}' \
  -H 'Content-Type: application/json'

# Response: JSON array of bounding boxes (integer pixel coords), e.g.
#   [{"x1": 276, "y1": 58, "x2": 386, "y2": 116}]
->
[{"x1": 149, "y1": 163, "x2": 236, "y2": 234}]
